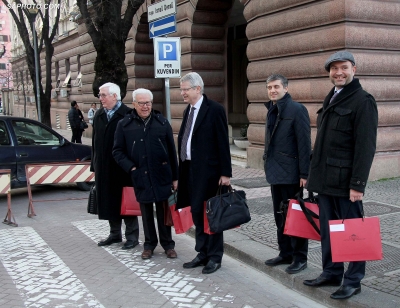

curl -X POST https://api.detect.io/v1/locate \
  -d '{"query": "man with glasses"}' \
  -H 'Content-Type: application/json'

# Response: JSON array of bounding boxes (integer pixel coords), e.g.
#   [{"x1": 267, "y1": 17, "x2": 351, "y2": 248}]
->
[
  {"x1": 177, "y1": 72, "x2": 232, "y2": 274},
  {"x1": 113, "y1": 88, "x2": 179, "y2": 260},
  {"x1": 91, "y1": 82, "x2": 140, "y2": 250}
]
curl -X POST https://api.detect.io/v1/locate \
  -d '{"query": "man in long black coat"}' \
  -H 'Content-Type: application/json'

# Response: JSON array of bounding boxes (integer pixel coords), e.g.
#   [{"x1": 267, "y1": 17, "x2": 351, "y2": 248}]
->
[
  {"x1": 91, "y1": 82, "x2": 139, "y2": 250},
  {"x1": 304, "y1": 51, "x2": 378, "y2": 300},
  {"x1": 177, "y1": 72, "x2": 232, "y2": 274}
]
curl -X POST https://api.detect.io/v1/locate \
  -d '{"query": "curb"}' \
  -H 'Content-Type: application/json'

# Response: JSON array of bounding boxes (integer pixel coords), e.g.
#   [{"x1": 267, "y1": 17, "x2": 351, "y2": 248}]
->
[{"x1": 185, "y1": 227, "x2": 396, "y2": 308}]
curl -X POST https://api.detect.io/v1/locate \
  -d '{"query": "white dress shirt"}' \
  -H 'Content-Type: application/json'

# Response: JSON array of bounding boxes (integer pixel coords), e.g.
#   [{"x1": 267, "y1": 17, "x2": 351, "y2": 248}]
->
[{"x1": 184, "y1": 96, "x2": 203, "y2": 160}]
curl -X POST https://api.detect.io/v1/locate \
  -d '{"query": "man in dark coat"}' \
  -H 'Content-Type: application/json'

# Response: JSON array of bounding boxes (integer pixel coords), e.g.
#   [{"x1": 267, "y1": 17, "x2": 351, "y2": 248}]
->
[
  {"x1": 113, "y1": 88, "x2": 179, "y2": 260},
  {"x1": 263, "y1": 74, "x2": 311, "y2": 274},
  {"x1": 303, "y1": 51, "x2": 378, "y2": 300},
  {"x1": 68, "y1": 101, "x2": 82, "y2": 143},
  {"x1": 91, "y1": 82, "x2": 139, "y2": 250},
  {"x1": 177, "y1": 72, "x2": 232, "y2": 274}
]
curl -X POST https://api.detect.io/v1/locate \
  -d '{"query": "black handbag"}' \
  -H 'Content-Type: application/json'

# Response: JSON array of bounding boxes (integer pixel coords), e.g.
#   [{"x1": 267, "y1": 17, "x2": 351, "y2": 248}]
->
[
  {"x1": 87, "y1": 184, "x2": 98, "y2": 214},
  {"x1": 80, "y1": 121, "x2": 88, "y2": 130},
  {"x1": 206, "y1": 185, "x2": 251, "y2": 233}
]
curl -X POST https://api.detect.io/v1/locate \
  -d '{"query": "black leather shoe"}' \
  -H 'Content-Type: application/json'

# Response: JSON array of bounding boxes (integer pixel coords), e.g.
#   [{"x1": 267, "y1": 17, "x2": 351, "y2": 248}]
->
[
  {"x1": 98, "y1": 236, "x2": 122, "y2": 246},
  {"x1": 331, "y1": 285, "x2": 361, "y2": 299},
  {"x1": 303, "y1": 275, "x2": 342, "y2": 287},
  {"x1": 121, "y1": 240, "x2": 139, "y2": 250},
  {"x1": 264, "y1": 256, "x2": 292, "y2": 266},
  {"x1": 285, "y1": 261, "x2": 307, "y2": 274},
  {"x1": 202, "y1": 260, "x2": 221, "y2": 274},
  {"x1": 183, "y1": 256, "x2": 207, "y2": 269}
]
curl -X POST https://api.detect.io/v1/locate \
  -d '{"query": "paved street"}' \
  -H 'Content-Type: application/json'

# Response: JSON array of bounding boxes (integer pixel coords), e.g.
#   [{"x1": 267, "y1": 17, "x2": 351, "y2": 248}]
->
[
  {"x1": 0, "y1": 129, "x2": 399, "y2": 308},
  {"x1": 0, "y1": 185, "x2": 324, "y2": 308}
]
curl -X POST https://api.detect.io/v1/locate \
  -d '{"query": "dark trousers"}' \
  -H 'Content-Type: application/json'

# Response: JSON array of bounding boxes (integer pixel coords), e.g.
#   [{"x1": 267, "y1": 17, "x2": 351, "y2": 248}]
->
[
  {"x1": 318, "y1": 194, "x2": 365, "y2": 287},
  {"x1": 271, "y1": 184, "x2": 308, "y2": 263},
  {"x1": 71, "y1": 127, "x2": 82, "y2": 144},
  {"x1": 140, "y1": 201, "x2": 175, "y2": 251},
  {"x1": 109, "y1": 217, "x2": 139, "y2": 242},
  {"x1": 181, "y1": 160, "x2": 224, "y2": 263}
]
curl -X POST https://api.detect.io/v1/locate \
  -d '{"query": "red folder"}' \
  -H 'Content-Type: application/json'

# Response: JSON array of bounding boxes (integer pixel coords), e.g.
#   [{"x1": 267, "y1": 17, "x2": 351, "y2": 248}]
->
[
  {"x1": 329, "y1": 217, "x2": 383, "y2": 262},
  {"x1": 170, "y1": 204, "x2": 194, "y2": 234},
  {"x1": 120, "y1": 187, "x2": 141, "y2": 216},
  {"x1": 284, "y1": 199, "x2": 320, "y2": 241}
]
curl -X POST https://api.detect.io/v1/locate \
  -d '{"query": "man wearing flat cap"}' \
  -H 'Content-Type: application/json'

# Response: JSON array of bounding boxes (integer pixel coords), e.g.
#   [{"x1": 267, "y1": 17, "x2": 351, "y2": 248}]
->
[{"x1": 303, "y1": 51, "x2": 378, "y2": 300}]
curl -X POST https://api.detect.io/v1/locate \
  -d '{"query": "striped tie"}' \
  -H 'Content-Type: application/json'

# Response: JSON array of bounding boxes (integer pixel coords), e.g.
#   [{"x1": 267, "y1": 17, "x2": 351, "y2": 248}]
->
[{"x1": 180, "y1": 106, "x2": 196, "y2": 161}]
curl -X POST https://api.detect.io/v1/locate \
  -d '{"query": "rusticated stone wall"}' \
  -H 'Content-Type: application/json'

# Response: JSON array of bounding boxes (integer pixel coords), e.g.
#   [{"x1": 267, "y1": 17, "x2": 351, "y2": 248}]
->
[
  {"x1": 11, "y1": 0, "x2": 400, "y2": 180},
  {"x1": 243, "y1": 0, "x2": 400, "y2": 180},
  {"x1": 167, "y1": 0, "x2": 234, "y2": 134}
]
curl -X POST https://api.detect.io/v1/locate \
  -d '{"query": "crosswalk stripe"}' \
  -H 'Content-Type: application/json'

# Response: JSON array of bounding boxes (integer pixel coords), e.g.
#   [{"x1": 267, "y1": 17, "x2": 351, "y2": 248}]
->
[
  {"x1": 0, "y1": 227, "x2": 104, "y2": 308},
  {"x1": 73, "y1": 220, "x2": 240, "y2": 307}
]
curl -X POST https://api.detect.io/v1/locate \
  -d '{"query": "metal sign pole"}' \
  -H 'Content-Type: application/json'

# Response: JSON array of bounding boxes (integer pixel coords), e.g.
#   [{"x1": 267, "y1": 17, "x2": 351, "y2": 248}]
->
[{"x1": 165, "y1": 77, "x2": 171, "y2": 123}]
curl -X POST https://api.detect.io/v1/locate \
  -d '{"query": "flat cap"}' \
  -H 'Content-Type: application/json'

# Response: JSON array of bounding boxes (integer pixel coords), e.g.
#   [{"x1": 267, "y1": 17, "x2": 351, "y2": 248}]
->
[{"x1": 325, "y1": 51, "x2": 356, "y2": 71}]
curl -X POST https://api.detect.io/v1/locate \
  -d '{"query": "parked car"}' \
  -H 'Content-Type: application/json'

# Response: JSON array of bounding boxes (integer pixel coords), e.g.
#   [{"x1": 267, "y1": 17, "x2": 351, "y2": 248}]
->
[{"x1": 0, "y1": 116, "x2": 92, "y2": 190}]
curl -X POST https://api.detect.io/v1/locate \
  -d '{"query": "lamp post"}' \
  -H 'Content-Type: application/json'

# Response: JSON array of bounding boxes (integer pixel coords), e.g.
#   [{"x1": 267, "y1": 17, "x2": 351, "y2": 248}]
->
[{"x1": 26, "y1": 8, "x2": 41, "y2": 122}]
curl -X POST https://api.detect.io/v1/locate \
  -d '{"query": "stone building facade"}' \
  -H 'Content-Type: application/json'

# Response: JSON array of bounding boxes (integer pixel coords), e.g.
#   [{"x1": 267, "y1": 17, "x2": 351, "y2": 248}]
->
[{"x1": 11, "y1": 0, "x2": 400, "y2": 179}]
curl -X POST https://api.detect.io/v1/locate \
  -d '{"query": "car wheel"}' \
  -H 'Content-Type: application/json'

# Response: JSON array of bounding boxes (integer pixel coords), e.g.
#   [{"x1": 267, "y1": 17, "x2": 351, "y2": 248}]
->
[{"x1": 76, "y1": 156, "x2": 93, "y2": 191}]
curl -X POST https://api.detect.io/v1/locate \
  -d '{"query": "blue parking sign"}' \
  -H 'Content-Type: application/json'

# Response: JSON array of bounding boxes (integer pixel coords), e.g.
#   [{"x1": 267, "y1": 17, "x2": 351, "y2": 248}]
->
[
  {"x1": 158, "y1": 41, "x2": 177, "y2": 60},
  {"x1": 154, "y1": 37, "x2": 181, "y2": 78}
]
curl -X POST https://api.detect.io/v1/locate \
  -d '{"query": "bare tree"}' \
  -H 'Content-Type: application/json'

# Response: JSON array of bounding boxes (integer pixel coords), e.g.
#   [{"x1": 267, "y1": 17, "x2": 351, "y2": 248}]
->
[
  {"x1": 76, "y1": 0, "x2": 145, "y2": 99},
  {"x1": 4, "y1": 0, "x2": 61, "y2": 126}
]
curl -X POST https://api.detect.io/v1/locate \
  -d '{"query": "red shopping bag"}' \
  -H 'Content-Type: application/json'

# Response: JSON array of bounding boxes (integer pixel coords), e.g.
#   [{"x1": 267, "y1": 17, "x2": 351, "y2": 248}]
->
[
  {"x1": 329, "y1": 217, "x2": 383, "y2": 262},
  {"x1": 121, "y1": 187, "x2": 141, "y2": 216},
  {"x1": 170, "y1": 204, "x2": 194, "y2": 234},
  {"x1": 284, "y1": 198, "x2": 320, "y2": 241}
]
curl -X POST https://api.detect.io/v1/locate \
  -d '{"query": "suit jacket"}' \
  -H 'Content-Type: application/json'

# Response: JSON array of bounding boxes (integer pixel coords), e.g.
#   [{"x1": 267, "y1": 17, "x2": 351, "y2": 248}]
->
[{"x1": 176, "y1": 94, "x2": 232, "y2": 210}]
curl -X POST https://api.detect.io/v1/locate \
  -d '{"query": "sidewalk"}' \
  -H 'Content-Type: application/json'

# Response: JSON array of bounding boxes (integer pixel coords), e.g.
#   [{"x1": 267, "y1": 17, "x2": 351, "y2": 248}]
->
[{"x1": 58, "y1": 128, "x2": 400, "y2": 308}]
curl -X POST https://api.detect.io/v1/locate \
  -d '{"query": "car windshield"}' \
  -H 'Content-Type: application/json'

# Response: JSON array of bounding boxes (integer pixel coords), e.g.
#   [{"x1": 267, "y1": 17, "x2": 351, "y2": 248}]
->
[{"x1": 12, "y1": 120, "x2": 60, "y2": 146}]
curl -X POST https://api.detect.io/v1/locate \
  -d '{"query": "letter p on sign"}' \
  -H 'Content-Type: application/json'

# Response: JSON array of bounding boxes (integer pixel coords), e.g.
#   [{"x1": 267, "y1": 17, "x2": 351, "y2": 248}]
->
[{"x1": 158, "y1": 42, "x2": 177, "y2": 60}]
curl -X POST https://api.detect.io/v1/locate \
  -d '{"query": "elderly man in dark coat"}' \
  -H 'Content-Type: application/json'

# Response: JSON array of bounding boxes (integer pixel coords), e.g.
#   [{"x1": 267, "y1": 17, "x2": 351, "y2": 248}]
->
[
  {"x1": 177, "y1": 72, "x2": 232, "y2": 274},
  {"x1": 303, "y1": 51, "x2": 378, "y2": 300},
  {"x1": 113, "y1": 88, "x2": 179, "y2": 260},
  {"x1": 91, "y1": 82, "x2": 139, "y2": 250}
]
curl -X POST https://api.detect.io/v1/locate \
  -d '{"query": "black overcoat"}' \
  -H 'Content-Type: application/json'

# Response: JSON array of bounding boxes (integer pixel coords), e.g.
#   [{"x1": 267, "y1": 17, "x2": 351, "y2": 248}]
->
[
  {"x1": 307, "y1": 78, "x2": 378, "y2": 197},
  {"x1": 90, "y1": 103, "x2": 132, "y2": 220},
  {"x1": 112, "y1": 110, "x2": 179, "y2": 203},
  {"x1": 176, "y1": 95, "x2": 232, "y2": 210},
  {"x1": 263, "y1": 93, "x2": 311, "y2": 185}
]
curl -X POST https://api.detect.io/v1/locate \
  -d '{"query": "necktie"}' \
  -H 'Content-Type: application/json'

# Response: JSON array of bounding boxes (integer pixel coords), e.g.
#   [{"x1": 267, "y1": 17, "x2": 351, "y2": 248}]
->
[
  {"x1": 180, "y1": 106, "x2": 196, "y2": 161},
  {"x1": 329, "y1": 91, "x2": 339, "y2": 104}
]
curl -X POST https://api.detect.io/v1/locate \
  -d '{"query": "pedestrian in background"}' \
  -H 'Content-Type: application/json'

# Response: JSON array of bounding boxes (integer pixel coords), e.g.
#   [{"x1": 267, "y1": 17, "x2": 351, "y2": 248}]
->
[
  {"x1": 177, "y1": 72, "x2": 232, "y2": 274},
  {"x1": 68, "y1": 101, "x2": 82, "y2": 143},
  {"x1": 88, "y1": 103, "x2": 98, "y2": 126},
  {"x1": 91, "y1": 82, "x2": 140, "y2": 250},
  {"x1": 263, "y1": 74, "x2": 311, "y2": 274},
  {"x1": 304, "y1": 51, "x2": 378, "y2": 300},
  {"x1": 113, "y1": 88, "x2": 179, "y2": 260}
]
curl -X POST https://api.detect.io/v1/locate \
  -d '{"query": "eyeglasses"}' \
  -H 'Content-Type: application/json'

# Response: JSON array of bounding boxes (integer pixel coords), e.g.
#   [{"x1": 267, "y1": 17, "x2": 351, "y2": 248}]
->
[
  {"x1": 179, "y1": 86, "x2": 196, "y2": 92},
  {"x1": 97, "y1": 93, "x2": 111, "y2": 98},
  {"x1": 137, "y1": 101, "x2": 152, "y2": 107}
]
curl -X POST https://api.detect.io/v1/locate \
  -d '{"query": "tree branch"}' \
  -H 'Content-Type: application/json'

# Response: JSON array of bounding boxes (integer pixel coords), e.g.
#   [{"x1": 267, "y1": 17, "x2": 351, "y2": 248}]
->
[{"x1": 122, "y1": 0, "x2": 145, "y2": 41}]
